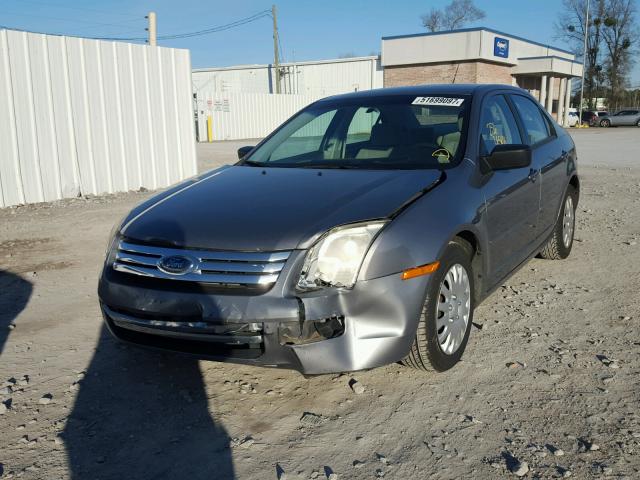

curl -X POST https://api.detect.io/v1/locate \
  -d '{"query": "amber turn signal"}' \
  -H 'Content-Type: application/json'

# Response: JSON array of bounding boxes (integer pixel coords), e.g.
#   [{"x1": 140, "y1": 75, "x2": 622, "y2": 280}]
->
[{"x1": 401, "y1": 261, "x2": 440, "y2": 280}]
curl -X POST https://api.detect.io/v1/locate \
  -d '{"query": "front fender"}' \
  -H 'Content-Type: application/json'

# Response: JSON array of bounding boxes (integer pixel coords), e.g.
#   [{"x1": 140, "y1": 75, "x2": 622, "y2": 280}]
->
[{"x1": 359, "y1": 160, "x2": 487, "y2": 281}]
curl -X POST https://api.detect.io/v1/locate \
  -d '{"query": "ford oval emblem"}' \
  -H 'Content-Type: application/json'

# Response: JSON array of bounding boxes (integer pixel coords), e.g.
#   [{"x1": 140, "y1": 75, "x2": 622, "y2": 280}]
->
[{"x1": 157, "y1": 255, "x2": 195, "y2": 275}]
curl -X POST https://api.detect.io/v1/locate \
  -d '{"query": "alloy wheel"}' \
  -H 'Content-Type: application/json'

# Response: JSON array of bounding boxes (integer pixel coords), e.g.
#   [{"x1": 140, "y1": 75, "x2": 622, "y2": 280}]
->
[
  {"x1": 436, "y1": 264, "x2": 471, "y2": 355},
  {"x1": 562, "y1": 195, "x2": 575, "y2": 248}
]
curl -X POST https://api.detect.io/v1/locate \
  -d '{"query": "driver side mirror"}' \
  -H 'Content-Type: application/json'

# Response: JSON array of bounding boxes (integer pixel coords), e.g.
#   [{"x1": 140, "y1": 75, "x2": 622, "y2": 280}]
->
[
  {"x1": 237, "y1": 145, "x2": 255, "y2": 160},
  {"x1": 481, "y1": 144, "x2": 531, "y2": 173}
]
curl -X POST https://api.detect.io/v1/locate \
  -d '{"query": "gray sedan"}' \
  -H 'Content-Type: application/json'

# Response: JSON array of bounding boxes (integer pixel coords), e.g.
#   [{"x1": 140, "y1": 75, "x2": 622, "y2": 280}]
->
[
  {"x1": 99, "y1": 84, "x2": 579, "y2": 374},
  {"x1": 598, "y1": 109, "x2": 640, "y2": 127}
]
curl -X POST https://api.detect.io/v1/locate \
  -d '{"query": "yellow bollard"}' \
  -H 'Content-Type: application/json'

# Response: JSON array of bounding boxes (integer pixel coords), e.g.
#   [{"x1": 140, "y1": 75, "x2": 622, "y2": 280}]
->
[{"x1": 207, "y1": 115, "x2": 213, "y2": 142}]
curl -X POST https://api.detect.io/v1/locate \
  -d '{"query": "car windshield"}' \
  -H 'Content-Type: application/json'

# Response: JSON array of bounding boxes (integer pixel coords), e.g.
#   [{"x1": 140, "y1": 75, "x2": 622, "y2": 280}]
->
[{"x1": 242, "y1": 94, "x2": 471, "y2": 170}]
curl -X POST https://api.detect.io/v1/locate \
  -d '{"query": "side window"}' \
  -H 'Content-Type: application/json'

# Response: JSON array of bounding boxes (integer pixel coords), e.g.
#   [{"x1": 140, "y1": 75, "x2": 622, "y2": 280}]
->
[
  {"x1": 511, "y1": 95, "x2": 551, "y2": 145},
  {"x1": 270, "y1": 110, "x2": 337, "y2": 161},
  {"x1": 346, "y1": 107, "x2": 380, "y2": 146},
  {"x1": 479, "y1": 95, "x2": 522, "y2": 155}
]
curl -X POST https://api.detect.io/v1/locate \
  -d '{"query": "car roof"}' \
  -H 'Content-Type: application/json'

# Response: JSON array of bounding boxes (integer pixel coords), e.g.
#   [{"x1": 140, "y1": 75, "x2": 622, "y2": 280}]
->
[{"x1": 317, "y1": 84, "x2": 526, "y2": 102}]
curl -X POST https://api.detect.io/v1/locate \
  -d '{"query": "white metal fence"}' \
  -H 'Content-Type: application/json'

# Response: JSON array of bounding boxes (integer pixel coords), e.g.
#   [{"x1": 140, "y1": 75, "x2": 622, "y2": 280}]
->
[
  {"x1": 0, "y1": 29, "x2": 197, "y2": 208},
  {"x1": 195, "y1": 91, "x2": 322, "y2": 141}
]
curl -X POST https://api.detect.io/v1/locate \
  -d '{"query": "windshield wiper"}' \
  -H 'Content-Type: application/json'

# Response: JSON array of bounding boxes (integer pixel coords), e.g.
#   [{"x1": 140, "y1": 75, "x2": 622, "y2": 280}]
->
[
  {"x1": 237, "y1": 159, "x2": 265, "y2": 167},
  {"x1": 297, "y1": 163, "x2": 360, "y2": 169}
]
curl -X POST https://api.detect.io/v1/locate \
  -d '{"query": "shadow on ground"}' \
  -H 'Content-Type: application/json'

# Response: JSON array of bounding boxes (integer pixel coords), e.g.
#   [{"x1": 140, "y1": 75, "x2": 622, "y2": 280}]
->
[
  {"x1": 63, "y1": 326, "x2": 235, "y2": 479},
  {"x1": 0, "y1": 269, "x2": 32, "y2": 357}
]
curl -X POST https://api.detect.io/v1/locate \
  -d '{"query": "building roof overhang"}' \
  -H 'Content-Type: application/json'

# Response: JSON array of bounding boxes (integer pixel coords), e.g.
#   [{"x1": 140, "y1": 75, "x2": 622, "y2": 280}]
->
[
  {"x1": 381, "y1": 27, "x2": 578, "y2": 71},
  {"x1": 513, "y1": 56, "x2": 584, "y2": 78}
]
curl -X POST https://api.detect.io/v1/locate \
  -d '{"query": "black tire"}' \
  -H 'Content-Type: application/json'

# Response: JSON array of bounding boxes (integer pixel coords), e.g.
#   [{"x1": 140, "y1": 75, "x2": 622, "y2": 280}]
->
[
  {"x1": 402, "y1": 239, "x2": 474, "y2": 372},
  {"x1": 636, "y1": 119, "x2": 640, "y2": 127},
  {"x1": 600, "y1": 119, "x2": 610, "y2": 127},
  {"x1": 539, "y1": 185, "x2": 577, "y2": 260}
]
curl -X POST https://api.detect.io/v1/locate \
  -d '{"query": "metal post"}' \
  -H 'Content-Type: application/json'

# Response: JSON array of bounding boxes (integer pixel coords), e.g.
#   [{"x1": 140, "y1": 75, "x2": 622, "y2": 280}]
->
[
  {"x1": 272, "y1": 5, "x2": 281, "y2": 94},
  {"x1": 578, "y1": 0, "x2": 589, "y2": 126},
  {"x1": 146, "y1": 12, "x2": 157, "y2": 46},
  {"x1": 207, "y1": 115, "x2": 213, "y2": 143}
]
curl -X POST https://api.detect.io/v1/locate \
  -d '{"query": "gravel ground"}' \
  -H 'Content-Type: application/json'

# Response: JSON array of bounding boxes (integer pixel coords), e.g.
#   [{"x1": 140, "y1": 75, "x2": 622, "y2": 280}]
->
[{"x1": 0, "y1": 128, "x2": 639, "y2": 479}]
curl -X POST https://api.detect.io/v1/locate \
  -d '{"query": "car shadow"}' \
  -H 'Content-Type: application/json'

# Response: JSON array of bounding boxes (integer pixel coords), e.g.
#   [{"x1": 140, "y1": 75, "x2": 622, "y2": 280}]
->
[
  {"x1": 0, "y1": 269, "x2": 33, "y2": 357},
  {"x1": 64, "y1": 220, "x2": 235, "y2": 479},
  {"x1": 62, "y1": 326, "x2": 236, "y2": 479}
]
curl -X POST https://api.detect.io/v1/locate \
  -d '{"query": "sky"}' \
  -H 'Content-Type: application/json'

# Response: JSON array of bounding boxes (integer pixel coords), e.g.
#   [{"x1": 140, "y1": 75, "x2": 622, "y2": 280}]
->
[{"x1": 2, "y1": 0, "x2": 639, "y2": 85}]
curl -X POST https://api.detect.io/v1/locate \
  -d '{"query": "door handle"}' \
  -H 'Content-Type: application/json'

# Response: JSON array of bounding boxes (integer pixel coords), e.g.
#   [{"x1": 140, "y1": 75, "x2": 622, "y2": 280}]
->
[{"x1": 528, "y1": 168, "x2": 539, "y2": 182}]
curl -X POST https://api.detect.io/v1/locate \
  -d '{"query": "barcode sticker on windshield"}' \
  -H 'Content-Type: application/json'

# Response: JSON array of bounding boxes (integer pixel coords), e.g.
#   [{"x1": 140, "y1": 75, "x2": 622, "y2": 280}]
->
[{"x1": 412, "y1": 97, "x2": 464, "y2": 107}]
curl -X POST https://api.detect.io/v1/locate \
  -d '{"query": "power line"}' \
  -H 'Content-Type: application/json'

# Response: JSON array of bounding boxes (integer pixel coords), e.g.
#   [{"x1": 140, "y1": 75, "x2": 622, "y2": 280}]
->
[
  {"x1": 96, "y1": 10, "x2": 272, "y2": 41},
  {"x1": 1, "y1": 10, "x2": 144, "y2": 30},
  {"x1": 14, "y1": 0, "x2": 147, "y2": 18},
  {"x1": 0, "y1": 10, "x2": 272, "y2": 43}
]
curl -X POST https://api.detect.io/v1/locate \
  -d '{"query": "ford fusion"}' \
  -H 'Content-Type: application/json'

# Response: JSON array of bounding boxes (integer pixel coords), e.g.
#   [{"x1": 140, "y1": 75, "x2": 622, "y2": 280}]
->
[{"x1": 99, "y1": 84, "x2": 579, "y2": 374}]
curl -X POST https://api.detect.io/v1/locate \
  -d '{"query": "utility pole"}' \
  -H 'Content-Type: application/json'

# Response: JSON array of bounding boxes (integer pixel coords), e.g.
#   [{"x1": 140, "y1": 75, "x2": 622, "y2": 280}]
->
[
  {"x1": 578, "y1": 0, "x2": 589, "y2": 125},
  {"x1": 146, "y1": 11, "x2": 157, "y2": 46},
  {"x1": 272, "y1": 4, "x2": 281, "y2": 94}
]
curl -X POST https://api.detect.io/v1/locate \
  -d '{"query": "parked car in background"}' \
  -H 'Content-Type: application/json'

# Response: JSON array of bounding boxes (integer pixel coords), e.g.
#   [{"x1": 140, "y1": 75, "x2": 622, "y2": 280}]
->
[
  {"x1": 567, "y1": 110, "x2": 579, "y2": 127},
  {"x1": 99, "y1": 84, "x2": 579, "y2": 375},
  {"x1": 581, "y1": 110, "x2": 598, "y2": 126},
  {"x1": 598, "y1": 109, "x2": 640, "y2": 127}
]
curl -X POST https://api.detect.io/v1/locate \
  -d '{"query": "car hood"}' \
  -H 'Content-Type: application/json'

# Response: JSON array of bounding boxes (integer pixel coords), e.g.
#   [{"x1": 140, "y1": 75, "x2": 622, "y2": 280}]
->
[{"x1": 121, "y1": 165, "x2": 443, "y2": 251}]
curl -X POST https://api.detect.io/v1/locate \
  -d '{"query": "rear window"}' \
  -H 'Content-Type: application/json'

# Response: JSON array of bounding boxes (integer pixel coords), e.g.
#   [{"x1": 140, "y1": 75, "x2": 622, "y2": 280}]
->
[
  {"x1": 244, "y1": 94, "x2": 471, "y2": 170},
  {"x1": 510, "y1": 95, "x2": 552, "y2": 145}
]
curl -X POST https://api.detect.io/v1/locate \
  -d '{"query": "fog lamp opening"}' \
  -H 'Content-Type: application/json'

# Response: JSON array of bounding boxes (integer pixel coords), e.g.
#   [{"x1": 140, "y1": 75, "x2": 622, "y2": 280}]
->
[{"x1": 278, "y1": 316, "x2": 345, "y2": 345}]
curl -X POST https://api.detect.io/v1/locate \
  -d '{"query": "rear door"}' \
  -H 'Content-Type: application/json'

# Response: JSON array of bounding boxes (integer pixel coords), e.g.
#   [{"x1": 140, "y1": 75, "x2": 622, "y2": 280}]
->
[
  {"x1": 480, "y1": 93, "x2": 540, "y2": 285},
  {"x1": 610, "y1": 111, "x2": 626, "y2": 126},
  {"x1": 509, "y1": 93, "x2": 565, "y2": 241}
]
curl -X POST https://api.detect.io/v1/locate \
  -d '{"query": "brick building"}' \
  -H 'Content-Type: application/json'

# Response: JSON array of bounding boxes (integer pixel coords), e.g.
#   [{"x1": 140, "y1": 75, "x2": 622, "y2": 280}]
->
[{"x1": 381, "y1": 27, "x2": 583, "y2": 126}]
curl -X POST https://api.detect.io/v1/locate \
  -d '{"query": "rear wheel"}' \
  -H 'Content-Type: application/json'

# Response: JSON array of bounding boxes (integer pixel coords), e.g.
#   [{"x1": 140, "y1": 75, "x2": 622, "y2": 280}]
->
[
  {"x1": 636, "y1": 119, "x2": 640, "y2": 127},
  {"x1": 539, "y1": 186, "x2": 577, "y2": 260},
  {"x1": 402, "y1": 239, "x2": 474, "y2": 372},
  {"x1": 600, "y1": 119, "x2": 611, "y2": 127}
]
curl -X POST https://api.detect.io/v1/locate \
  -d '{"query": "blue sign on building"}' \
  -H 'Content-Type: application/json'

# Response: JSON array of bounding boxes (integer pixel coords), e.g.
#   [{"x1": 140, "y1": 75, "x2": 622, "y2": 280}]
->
[{"x1": 494, "y1": 37, "x2": 509, "y2": 58}]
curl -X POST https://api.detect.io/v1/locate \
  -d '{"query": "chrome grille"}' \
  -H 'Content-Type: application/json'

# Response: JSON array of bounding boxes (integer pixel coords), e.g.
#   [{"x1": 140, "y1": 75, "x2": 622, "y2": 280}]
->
[{"x1": 113, "y1": 240, "x2": 291, "y2": 286}]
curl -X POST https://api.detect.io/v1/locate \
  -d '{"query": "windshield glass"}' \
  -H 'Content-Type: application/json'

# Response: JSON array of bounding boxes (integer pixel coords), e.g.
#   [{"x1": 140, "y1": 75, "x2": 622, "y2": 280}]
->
[{"x1": 243, "y1": 94, "x2": 471, "y2": 169}]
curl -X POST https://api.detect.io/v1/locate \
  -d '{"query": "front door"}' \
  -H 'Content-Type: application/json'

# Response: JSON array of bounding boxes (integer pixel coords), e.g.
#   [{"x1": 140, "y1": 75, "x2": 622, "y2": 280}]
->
[
  {"x1": 509, "y1": 94, "x2": 565, "y2": 239},
  {"x1": 480, "y1": 94, "x2": 541, "y2": 286},
  {"x1": 611, "y1": 110, "x2": 640, "y2": 126}
]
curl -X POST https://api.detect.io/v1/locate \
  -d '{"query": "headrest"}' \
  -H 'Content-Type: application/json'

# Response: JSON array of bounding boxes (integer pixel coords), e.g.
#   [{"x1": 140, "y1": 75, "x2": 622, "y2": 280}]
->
[{"x1": 369, "y1": 123, "x2": 402, "y2": 146}]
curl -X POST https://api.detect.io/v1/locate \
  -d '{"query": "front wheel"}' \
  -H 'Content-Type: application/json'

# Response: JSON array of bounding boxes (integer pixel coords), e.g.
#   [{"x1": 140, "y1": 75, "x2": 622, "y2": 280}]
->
[
  {"x1": 636, "y1": 119, "x2": 640, "y2": 127},
  {"x1": 539, "y1": 186, "x2": 577, "y2": 260},
  {"x1": 402, "y1": 239, "x2": 474, "y2": 372},
  {"x1": 600, "y1": 119, "x2": 611, "y2": 127}
]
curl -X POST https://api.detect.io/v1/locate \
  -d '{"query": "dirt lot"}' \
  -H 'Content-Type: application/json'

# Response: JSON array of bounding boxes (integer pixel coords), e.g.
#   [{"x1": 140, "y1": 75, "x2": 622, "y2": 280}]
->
[{"x1": 1, "y1": 128, "x2": 639, "y2": 479}]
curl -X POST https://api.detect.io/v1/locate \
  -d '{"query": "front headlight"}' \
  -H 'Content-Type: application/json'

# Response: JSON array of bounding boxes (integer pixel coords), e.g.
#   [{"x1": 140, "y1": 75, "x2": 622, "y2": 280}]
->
[
  {"x1": 105, "y1": 212, "x2": 128, "y2": 259},
  {"x1": 106, "y1": 222, "x2": 121, "y2": 255},
  {"x1": 297, "y1": 221, "x2": 387, "y2": 290}
]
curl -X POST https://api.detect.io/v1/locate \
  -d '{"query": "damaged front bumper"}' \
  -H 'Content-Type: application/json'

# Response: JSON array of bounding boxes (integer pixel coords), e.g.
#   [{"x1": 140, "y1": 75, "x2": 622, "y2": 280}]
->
[{"x1": 98, "y1": 251, "x2": 430, "y2": 374}]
